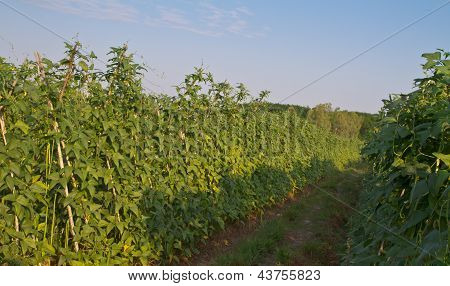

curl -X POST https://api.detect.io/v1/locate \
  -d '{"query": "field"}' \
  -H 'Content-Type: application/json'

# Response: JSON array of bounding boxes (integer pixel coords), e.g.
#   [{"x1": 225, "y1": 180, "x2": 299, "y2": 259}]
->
[{"x1": 0, "y1": 44, "x2": 448, "y2": 265}]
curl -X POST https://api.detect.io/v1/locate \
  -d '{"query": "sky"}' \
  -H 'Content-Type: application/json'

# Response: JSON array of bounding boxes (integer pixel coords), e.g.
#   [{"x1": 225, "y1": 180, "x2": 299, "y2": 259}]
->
[{"x1": 0, "y1": 0, "x2": 449, "y2": 113}]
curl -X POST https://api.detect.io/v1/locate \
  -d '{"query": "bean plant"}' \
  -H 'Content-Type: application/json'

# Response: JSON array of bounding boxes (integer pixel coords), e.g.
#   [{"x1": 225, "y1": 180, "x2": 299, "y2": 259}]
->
[
  {"x1": 345, "y1": 50, "x2": 449, "y2": 265},
  {"x1": 0, "y1": 43, "x2": 361, "y2": 265}
]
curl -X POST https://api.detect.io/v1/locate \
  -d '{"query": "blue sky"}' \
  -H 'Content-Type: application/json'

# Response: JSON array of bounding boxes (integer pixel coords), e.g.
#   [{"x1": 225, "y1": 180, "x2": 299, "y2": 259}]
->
[{"x1": 0, "y1": 0, "x2": 449, "y2": 113}]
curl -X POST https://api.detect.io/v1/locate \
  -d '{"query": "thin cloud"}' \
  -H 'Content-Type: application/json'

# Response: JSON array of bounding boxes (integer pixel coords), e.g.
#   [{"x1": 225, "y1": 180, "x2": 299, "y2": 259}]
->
[
  {"x1": 235, "y1": 6, "x2": 253, "y2": 16},
  {"x1": 198, "y1": 2, "x2": 260, "y2": 37},
  {"x1": 25, "y1": 0, "x2": 267, "y2": 38},
  {"x1": 145, "y1": 6, "x2": 220, "y2": 37},
  {"x1": 26, "y1": 0, "x2": 139, "y2": 22},
  {"x1": 146, "y1": 2, "x2": 266, "y2": 38}
]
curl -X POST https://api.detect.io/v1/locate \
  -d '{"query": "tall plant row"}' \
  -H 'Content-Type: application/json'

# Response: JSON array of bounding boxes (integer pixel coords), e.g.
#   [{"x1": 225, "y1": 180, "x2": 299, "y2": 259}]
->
[
  {"x1": 0, "y1": 43, "x2": 360, "y2": 265},
  {"x1": 345, "y1": 50, "x2": 449, "y2": 265}
]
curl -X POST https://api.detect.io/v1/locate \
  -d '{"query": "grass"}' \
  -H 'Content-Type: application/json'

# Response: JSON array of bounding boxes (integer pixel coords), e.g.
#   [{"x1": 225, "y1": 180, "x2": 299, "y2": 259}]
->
[
  {"x1": 210, "y1": 162, "x2": 367, "y2": 265},
  {"x1": 215, "y1": 221, "x2": 284, "y2": 265}
]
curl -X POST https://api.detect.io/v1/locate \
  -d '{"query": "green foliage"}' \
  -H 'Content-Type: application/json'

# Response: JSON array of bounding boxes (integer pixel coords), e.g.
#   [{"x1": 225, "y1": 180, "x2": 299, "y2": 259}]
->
[
  {"x1": 0, "y1": 42, "x2": 361, "y2": 265},
  {"x1": 307, "y1": 103, "x2": 333, "y2": 132},
  {"x1": 263, "y1": 103, "x2": 310, "y2": 118},
  {"x1": 306, "y1": 103, "x2": 375, "y2": 138},
  {"x1": 345, "y1": 50, "x2": 449, "y2": 265}
]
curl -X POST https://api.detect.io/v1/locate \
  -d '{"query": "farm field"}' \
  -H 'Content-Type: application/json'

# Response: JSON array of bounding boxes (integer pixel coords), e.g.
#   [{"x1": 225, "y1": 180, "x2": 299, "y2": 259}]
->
[{"x1": 0, "y1": 44, "x2": 448, "y2": 266}]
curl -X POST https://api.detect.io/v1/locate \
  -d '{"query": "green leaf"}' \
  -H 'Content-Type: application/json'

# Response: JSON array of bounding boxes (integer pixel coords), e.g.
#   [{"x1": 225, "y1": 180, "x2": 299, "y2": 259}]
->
[
  {"x1": 5, "y1": 176, "x2": 14, "y2": 190},
  {"x1": 401, "y1": 210, "x2": 428, "y2": 231},
  {"x1": 22, "y1": 237, "x2": 37, "y2": 249},
  {"x1": 69, "y1": 260, "x2": 85, "y2": 266},
  {"x1": 416, "y1": 230, "x2": 443, "y2": 262},
  {"x1": 13, "y1": 120, "x2": 30, "y2": 135},
  {"x1": 31, "y1": 181, "x2": 48, "y2": 191},
  {"x1": 381, "y1": 117, "x2": 396, "y2": 124},
  {"x1": 5, "y1": 227, "x2": 25, "y2": 239},
  {"x1": 428, "y1": 170, "x2": 448, "y2": 195},
  {"x1": 42, "y1": 241, "x2": 56, "y2": 255},
  {"x1": 392, "y1": 157, "x2": 404, "y2": 168},
  {"x1": 9, "y1": 162, "x2": 21, "y2": 176},
  {"x1": 89, "y1": 204, "x2": 102, "y2": 212},
  {"x1": 16, "y1": 195, "x2": 30, "y2": 207},
  {"x1": 97, "y1": 220, "x2": 109, "y2": 228},
  {"x1": 396, "y1": 126, "x2": 410, "y2": 138},
  {"x1": 79, "y1": 60, "x2": 88, "y2": 71},
  {"x1": 106, "y1": 223, "x2": 115, "y2": 235},
  {"x1": 116, "y1": 222, "x2": 124, "y2": 234},
  {"x1": 433, "y1": 153, "x2": 450, "y2": 167},
  {"x1": 421, "y1": 52, "x2": 441, "y2": 61},
  {"x1": 410, "y1": 180, "x2": 428, "y2": 202},
  {"x1": 129, "y1": 204, "x2": 139, "y2": 216},
  {"x1": 81, "y1": 225, "x2": 96, "y2": 237}
]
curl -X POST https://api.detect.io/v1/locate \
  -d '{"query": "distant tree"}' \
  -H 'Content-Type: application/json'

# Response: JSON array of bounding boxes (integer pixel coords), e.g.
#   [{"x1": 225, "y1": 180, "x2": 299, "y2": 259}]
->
[
  {"x1": 264, "y1": 102, "x2": 374, "y2": 139},
  {"x1": 306, "y1": 103, "x2": 333, "y2": 132},
  {"x1": 331, "y1": 111, "x2": 364, "y2": 138},
  {"x1": 306, "y1": 103, "x2": 372, "y2": 138}
]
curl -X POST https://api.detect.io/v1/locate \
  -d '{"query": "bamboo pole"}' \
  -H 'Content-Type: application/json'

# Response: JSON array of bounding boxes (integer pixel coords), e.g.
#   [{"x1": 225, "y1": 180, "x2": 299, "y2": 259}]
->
[
  {"x1": 35, "y1": 51, "x2": 79, "y2": 252},
  {"x1": 0, "y1": 79, "x2": 20, "y2": 233},
  {"x1": 34, "y1": 52, "x2": 77, "y2": 188},
  {"x1": 105, "y1": 158, "x2": 117, "y2": 198},
  {"x1": 54, "y1": 133, "x2": 78, "y2": 252},
  {"x1": 106, "y1": 158, "x2": 120, "y2": 223},
  {"x1": 59, "y1": 43, "x2": 79, "y2": 102}
]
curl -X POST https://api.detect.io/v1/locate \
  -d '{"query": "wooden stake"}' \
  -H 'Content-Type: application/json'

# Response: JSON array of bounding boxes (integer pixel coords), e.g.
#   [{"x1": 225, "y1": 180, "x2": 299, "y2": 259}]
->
[
  {"x1": 34, "y1": 52, "x2": 77, "y2": 188},
  {"x1": 59, "y1": 43, "x2": 79, "y2": 102},
  {"x1": 54, "y1": 133, "x2": 79, "y2": 252},
  {"x1": 106, "y1": 158, "x2": 120, "y2": 223},
  {"x1": 35, "y1": 52, "x2": 79, "y2": 252},
  {"x1": 0, "y1": 79, "x2": 20, "y2": 233},
  {"x1": 105, "y1": 158, "x2": 117, "y2": 198}
]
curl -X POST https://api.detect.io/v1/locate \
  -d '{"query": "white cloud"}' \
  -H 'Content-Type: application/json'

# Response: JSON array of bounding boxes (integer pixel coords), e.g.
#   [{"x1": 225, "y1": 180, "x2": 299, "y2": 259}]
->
[
  {"x1": 26, "y1": 0, "x2": 139, "y2": 22},
  {"x1": 235, "y1": 6, "x2": 253, "y2": 16},
  {"x1": 146, "y1": 2, "x2": 265, "y2": 38},
  {"x1": 145, "y1": 6, "x2": 220, "y2": 37},
  {"x1": 159, "y1": 7, "x2": 190, "y2": 27},
  {"x1": 26, "y1": 0, "x2": 267, "y2": 38}
]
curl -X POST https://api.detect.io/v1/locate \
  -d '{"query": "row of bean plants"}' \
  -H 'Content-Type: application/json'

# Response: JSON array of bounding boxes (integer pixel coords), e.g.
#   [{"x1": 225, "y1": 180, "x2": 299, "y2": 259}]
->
[
  {"x1": 344, "y1": 50, "x2": 449, "y2": 265},
  {"x1": 0, "y1": 43, "x2": 361, "y2": 265}
]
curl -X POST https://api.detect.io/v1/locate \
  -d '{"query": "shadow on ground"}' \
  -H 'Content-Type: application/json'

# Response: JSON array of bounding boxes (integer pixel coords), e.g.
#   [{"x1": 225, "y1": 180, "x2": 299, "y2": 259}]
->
[{"x1": 187, "y1": 161, "x2": 368, "y2": 266}]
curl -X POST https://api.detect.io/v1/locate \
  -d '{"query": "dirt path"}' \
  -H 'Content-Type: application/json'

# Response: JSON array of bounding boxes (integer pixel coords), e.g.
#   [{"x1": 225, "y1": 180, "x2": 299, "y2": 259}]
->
[{"x1": 187, "y1": 162, "x2": 367, "y2": 265}]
